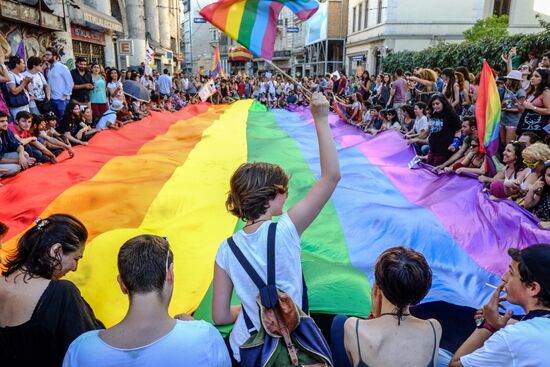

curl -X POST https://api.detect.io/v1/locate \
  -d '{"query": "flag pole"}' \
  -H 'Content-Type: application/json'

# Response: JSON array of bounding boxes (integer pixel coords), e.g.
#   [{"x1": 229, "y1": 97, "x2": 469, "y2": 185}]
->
[{"x1": 265, "y1": 59, "x2": 312, "y2": 98}]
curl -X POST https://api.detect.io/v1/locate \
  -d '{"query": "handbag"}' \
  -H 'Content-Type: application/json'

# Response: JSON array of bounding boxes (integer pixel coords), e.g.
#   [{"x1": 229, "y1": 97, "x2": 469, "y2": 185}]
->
[
  {"x1": 227, "y1": 223, "x2": 333, "y2": 367},
  {"x1": 1, "y1": 72, "x2": 29, "y2": 108}
]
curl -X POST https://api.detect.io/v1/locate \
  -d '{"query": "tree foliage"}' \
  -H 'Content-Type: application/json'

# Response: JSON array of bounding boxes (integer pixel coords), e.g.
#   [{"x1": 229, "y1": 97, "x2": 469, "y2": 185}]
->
[
  {"x1": 463, "y1": 15, "x2": 509, "y2": 42},
  {"x1": 382, "y1": 27, "x2": 550, "y2": 74}
]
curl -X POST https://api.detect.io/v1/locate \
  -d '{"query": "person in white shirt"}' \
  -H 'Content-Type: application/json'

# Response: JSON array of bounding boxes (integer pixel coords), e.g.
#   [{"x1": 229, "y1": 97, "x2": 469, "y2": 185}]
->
[
  {"x1": 158, "y1": 69, "x2": 173, "y2": 97},
  {"x1": 63, "y1": 234, "x2": 230, "y2": 367},
  {"x1": 24, "y1": 56, "x2": 50, "y2": 115},
  {"x1": 450, "y1": 244, "x2": 550, "y2": 367},
  {"x1": 212, "y1": 93, "x2": 340, "y2": 362}
]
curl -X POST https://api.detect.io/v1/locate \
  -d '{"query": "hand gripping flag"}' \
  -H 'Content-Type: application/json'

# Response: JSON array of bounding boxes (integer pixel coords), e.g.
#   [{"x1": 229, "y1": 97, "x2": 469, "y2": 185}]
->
[{"x1": 200, "y1": 0, "x2": 319, "y2": 60}]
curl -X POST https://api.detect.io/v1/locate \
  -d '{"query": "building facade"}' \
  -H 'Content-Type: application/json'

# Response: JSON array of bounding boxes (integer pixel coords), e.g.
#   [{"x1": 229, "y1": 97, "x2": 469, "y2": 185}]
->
[
  {"x1": 182, "y1": 0, "x2": 217, "y2": 75},
  {"x1": 0, "y1": 0, "x2": 181, "y2": 72},
  {"x1": 346, "y1": 0, "x2": 550, "y2": 76}
]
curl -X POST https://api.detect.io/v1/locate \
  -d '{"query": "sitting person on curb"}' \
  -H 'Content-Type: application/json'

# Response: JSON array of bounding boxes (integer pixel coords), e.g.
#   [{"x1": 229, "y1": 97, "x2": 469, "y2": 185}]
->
[
  {"x1": 478, "y1": 141, "x2": 529, "y2": 199},
  {"x1": 58, "y1": 102, "x2": 89, "y2": 146},
  {"x1": 450, "y1": 244, "x2": 550, "y2": 367},
  {"x1": 331, "y1": 246, "x2": 442, "y2": 367},
  {"x1": 95, "y1": 100, "x2": 124, "y2": 130},
  {"x1": 432, "y1": 115, "x2": 477, "y2": 172},
  {"x1": 63, "y1": 234, "x2": 230, "y2": 367},
  {"x1": 9, "y1": 111, "x2": 57, "y2": 163},
  {"x1": 443, "y1": 134, "x2": 486, "y2": 176},
  {"x1": 42, "y1": 112, "x2": 75, "y2": 158},
  {"x1": 0, "y1": 111, "x2": 34, "y2": 178}
]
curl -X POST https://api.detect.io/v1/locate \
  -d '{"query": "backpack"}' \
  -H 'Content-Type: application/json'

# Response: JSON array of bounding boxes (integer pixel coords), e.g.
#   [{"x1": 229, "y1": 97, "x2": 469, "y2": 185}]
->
[{"x1": 227, "y1": 222, "x2": 334, "y2": 367}]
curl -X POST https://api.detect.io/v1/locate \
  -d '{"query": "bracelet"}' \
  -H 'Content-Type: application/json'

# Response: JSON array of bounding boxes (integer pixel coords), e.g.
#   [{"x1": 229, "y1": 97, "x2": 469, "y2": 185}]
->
[{"x1": 482, "y1": 322, "x2": 497, "y2": 334}]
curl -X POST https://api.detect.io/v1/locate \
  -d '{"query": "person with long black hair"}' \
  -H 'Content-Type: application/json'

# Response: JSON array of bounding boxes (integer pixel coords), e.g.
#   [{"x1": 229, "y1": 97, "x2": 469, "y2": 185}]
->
[
  {"x1": 425, "y1": 94, "x2": 462, "y2": 166},
  {"x1": 0, "y1": 214, "x2": 103, "y2": 367}
]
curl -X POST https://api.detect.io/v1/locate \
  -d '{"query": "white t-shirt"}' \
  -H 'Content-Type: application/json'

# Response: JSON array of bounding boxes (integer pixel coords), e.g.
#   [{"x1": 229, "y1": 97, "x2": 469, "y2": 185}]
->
[
  {"x1": 23, "y1": 71, "x2": 47, "y2": 107},
  {"x1": 215, "y1": 212, "x2": 302, "y2": 361},
  {"x1": 460, "y1": 316, "x2": 550, "y2": 367},
  {"x1": 7, "y1": 71, "x2": 29, "y2": 99},
  {"x1": 413, "y1": 115, "x2": 428, "y2": 134},
  {"x1": 62, "y1": 320, "x2": 230, "y2": 367},
  {"x1": 95, "y1": 110, "x2": 117, "y2": 129}
]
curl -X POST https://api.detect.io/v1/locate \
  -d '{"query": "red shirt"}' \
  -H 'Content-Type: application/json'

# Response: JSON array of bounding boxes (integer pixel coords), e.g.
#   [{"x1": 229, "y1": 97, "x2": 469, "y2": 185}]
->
[{"x1": 8, "y1": 123, "x2": 31, "y2": 139}]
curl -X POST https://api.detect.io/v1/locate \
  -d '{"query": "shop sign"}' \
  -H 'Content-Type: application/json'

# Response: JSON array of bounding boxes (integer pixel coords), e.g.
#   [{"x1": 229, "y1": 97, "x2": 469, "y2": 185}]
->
[
  {"x1": 71, "y1": 25, "x2": 105, "y2": 46},
  {"x1": 118, "y1": 40, "x2": 134, "y2": 56}
]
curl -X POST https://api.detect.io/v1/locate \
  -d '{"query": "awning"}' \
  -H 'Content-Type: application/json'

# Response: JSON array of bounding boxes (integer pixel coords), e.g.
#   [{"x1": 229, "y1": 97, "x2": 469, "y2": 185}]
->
[
  {"x1": 147, "y1": 38, "x2": 165, "y2": 55},
  {"x1": 68, "y1": 0, "x2": 123, "y2": 33}
]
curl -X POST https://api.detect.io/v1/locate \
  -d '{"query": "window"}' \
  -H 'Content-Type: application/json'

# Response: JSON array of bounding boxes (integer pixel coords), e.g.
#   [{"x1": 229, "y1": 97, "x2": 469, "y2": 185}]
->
[
  {"x1": 352, "y1": 7, "x2": 356, "y2": 32},
  {"x1": 377, "y1": 0, "x2": 382, "y2": 24},
  {"x1": 364, "y1": 0, "x2": 369, "y2": 28},
  {"x1": 493, "y1": 0, "x2": 511, "y2": 16},
  {"x1": 358, "y1": 3, "x2": 362, "y2": 31}
]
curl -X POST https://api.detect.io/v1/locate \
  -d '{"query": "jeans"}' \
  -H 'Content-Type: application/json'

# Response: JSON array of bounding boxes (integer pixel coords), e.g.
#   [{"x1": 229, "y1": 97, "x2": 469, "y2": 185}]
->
[
  {"x1": 24, "y1": 144, "x2": 50, "y2": 163},
  {"x1": 51, "y1": 99, "x2": 69, "y2": 121},
  {"x1": 0, "y1": 152, "x2": 21, "y2": 177}
]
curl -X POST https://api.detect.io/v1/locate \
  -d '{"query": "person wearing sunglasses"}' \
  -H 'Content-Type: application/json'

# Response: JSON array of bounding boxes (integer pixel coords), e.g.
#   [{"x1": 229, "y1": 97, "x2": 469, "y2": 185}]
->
[
  {"x1": 444, "y1": 134, "x2": 486, "y2": 176},
  {"x1": 63, "y1": 234, "x2": 230, "y2": 367}
]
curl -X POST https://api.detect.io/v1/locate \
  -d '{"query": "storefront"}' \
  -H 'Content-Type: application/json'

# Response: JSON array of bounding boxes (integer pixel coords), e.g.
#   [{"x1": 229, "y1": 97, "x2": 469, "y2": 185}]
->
[{"x1": 71, "y1": 25, "x2": 105, "y2": 65}]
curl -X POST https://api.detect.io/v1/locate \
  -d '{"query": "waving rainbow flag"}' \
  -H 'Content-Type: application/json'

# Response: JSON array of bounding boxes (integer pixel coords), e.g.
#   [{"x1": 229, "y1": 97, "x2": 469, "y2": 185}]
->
[
  {"x1": 1, "y1": 101, "x2": 546, "y2": 330},
  {"x1": 211, "y1": 46, "x2": 227, "y2": 79},
  {"x1": 475, "y1": 60, "x2": 502, "y2": 176},
  {"x1": 199, "y1": 0, "x2": 319, "y2": 60}
]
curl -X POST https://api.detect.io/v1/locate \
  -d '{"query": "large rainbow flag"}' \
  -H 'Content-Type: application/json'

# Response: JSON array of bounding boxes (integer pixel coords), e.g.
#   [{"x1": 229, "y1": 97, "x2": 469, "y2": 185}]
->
[
  {"x1": 200, "y1": 0, "x2": 319, "y2": 60},
  {"x1": 1, "y1": 101, "x2": 548, "y2": 329}
]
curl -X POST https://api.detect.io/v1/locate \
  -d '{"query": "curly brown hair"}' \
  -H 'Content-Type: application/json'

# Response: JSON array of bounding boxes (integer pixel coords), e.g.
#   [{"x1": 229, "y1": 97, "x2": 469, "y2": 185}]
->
[{"x1": 226, "y1": 162, "x2": 289, "y2": 222}]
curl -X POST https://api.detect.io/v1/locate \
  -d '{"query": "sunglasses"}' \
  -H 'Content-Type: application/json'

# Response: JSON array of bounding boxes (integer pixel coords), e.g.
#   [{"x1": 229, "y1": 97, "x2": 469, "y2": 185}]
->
[
  {"x1": 471, "y1": 144, "x2": 479, "y2": 148},
  {"x1": 523, "y1": 160, "x2": 540, "y2": 169}
]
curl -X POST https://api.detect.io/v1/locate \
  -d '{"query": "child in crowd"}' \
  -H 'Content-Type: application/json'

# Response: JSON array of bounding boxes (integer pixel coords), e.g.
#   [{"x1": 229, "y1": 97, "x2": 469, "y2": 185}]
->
[
  {"x1": 211, "y1": 93, "x2": 340, "y2": 363},
  {"x1": 95, "y1": 100, "x2": 124, "y2": 130}
]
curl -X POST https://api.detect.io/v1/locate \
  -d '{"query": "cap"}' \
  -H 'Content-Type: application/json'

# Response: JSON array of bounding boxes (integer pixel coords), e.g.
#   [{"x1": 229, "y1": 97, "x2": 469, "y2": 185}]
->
[
  {"x1": 505, "y1": 70, "x2": 523, "y2": 81},
  {"x1": 110, "y1": 100, "x2": 124, "y2": 111},
  {"x1": 518, "y1": 244, "x2": 550, "y2": 296}
]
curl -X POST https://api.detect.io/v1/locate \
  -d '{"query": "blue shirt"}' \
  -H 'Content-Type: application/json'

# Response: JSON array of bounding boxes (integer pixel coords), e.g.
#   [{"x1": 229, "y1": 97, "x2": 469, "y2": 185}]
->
[
  {"x1": 0, "y1": 128, "x2": 22, "y2": 159},
  {"x1": 48, "y1": 62, "x2": 74, "y2": 100}
]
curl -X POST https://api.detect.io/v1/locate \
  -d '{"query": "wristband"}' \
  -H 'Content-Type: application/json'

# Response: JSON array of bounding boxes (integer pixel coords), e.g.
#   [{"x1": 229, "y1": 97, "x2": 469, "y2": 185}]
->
[
  {"x1": 482, "y1": 322, "x2": 497, "y2": 334},
  {"x1": 451, "y1": 137, "x2": 460, "y2": 150}
]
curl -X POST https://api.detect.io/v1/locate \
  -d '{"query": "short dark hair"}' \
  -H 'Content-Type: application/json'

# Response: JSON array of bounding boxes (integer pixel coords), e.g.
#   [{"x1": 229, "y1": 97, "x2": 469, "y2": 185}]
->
[
  {"x1": 16, "y1": 111, "x2": 32, "y2": 122},
  {"x1": 462, "y1": 115, "x2": 477, "y2": 129},
  {"x1": 395, "y1": 68, "x2": 404, "y2": 77},
  {"x1": 543, "y1": 51, "x2": 550, "y2": 59},
  {"x1": 163, "y1": 68, "x2": 169, "y2": 74},
  {"x1": 375, "y1": 246, "x2": 432, "y2": 321},
  {"x1": 226, "y1": 162, "x2": 289, "y2": 221},
  {"x1": 7, "y1": 56, "x2": 23, "y2": 70},
  {"x1": 46, "y1": 47, "x2": 59, "y2": 58},
  {"x1": 414, "y1": 101, "x2": 427, "y2": 114},
  {"x1": 118, "y1": 235, "x2": 173, "y2": 296},
  {"x1": 400, "y1": 104, "x2": 415, "y2": 118},
  {"x1": 520, "y1": 132, "x2": 541, "y2": 145},
  {"x1": 508, "y1": 247, "x2": 550, "y2": 307},
  {"x1": 0, "y1": 222, "x2": 8, "y2": 238},
  {"x1": 2, "y1": 214, "x2": 88, "y2": 280},
  {"x1": 27, "y1": 56, "x2": 42, "y2": 70},
  {"x1": 0, "y1": 111, "x2": 8, "y2": 119},
  {"x1": 76, "y1": 56, "x2": 87, "y2": 64}
]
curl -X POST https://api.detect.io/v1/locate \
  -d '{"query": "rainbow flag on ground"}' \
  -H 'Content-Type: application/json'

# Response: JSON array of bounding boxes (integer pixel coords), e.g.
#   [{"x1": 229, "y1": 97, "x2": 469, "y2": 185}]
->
[
  {"x1": 211, "y1": 46, "x2": 227, "y2": 79},
  {"x1": 1, "y1": 101, "x2": 547, "y2": 329},
  {"x1": 475, "y1": 60, "x2": 502, "y2": 176},
  {"x1": 200, "y1": 0, "x2": 319, "y2": 60}
]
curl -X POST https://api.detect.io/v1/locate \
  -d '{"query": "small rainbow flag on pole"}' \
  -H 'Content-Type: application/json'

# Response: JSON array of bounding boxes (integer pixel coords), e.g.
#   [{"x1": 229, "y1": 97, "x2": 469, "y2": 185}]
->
[
  {"x1": 211, "y1": 46, "x2": 227, "y2": 79},
  {"x1": 475, "y1": 60, "x2": 502, "y2": 176},
  {"x1": 200, "y1": 0, "x2": 320, "y2": 60}
]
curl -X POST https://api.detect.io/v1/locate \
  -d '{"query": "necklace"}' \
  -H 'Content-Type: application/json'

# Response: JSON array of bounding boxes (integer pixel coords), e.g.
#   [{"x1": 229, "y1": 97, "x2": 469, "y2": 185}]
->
[
  {"x1": 243, "y1": 219, "x2": 268, "y2": 228},
  {"x1": 378, "y1": 312, "x2": 411, "y2": 318}
]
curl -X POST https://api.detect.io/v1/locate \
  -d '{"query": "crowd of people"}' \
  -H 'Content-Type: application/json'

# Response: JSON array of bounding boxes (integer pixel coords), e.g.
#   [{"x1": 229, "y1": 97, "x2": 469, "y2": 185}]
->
[{"x1": 1, "y1": 43, "x2": 550, "y2": 367}]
